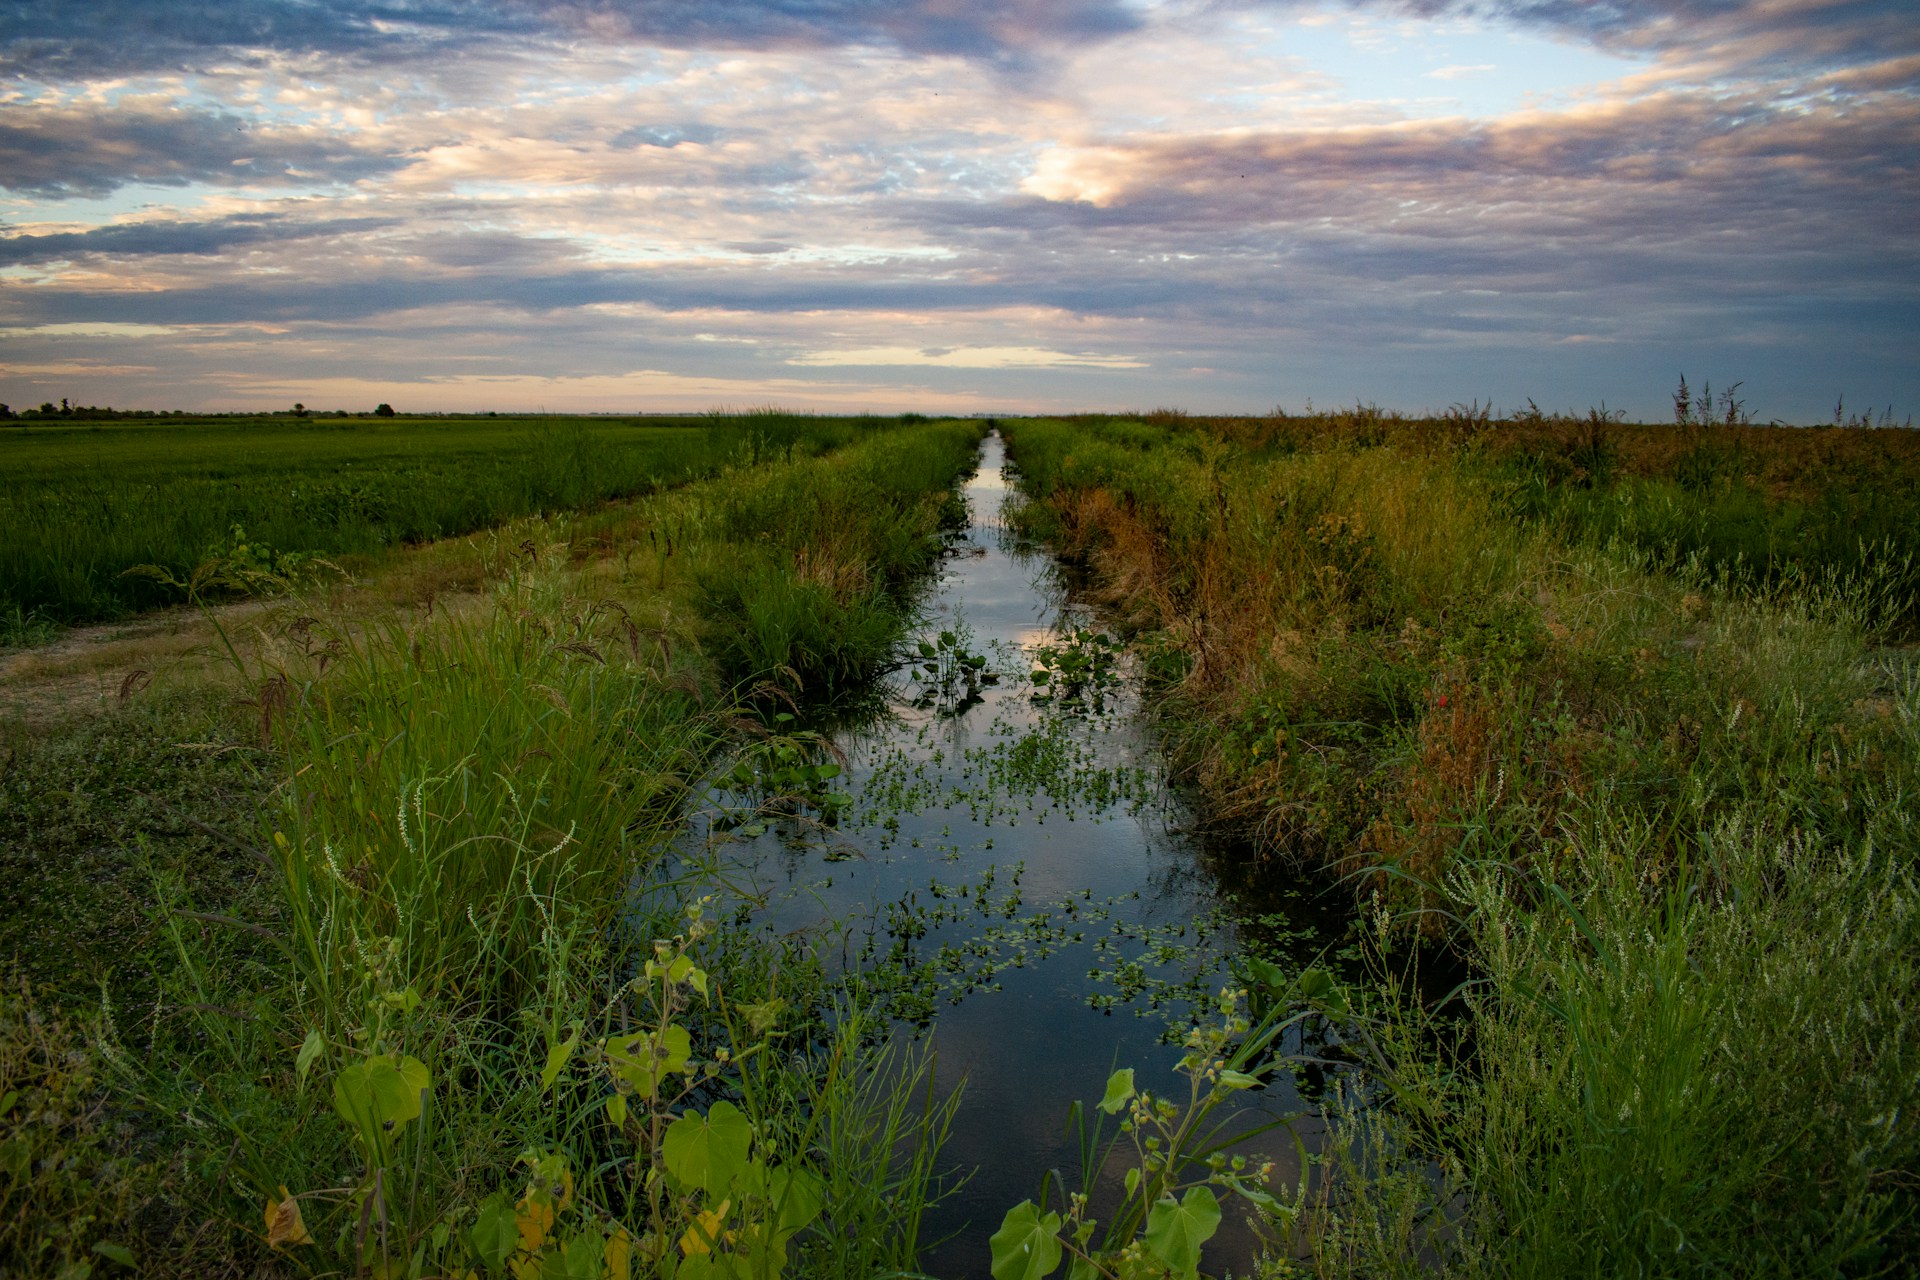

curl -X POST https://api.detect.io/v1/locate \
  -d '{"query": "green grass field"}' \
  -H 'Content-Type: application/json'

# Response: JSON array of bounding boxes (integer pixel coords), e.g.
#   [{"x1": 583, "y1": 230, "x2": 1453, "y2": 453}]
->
[{"x1": 0, "y1": 412, "x2": 889, "y2": 627}]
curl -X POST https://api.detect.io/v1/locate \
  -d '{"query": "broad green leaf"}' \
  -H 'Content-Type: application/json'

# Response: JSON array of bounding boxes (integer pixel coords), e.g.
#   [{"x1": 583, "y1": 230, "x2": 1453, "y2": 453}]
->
[
  {"x1": 1097, "y1": 1068, "x2": 1136, "y2": 1115},
  {"x1": 383, "y1": 1054, "x2": 431, "y2": 1123},
  {"x1": 1296, "y1": 968, "x2": 1334, "y2": 1001},
  {"x1": 1240, "y1": 955, "x2": 1285, "y2": 991},
  {"x1": 662, "y1": 1101, "x2": 753, "y2": 1196},
  {"x1": 988, "y1": 1201, "x2": 1063, "y2": 1280},
  {"x1": 540, "y1": 1026, "x2": 581, "y2": 1091},
  {"x1": 332, "y1": 1053, "x2": 430, "y2": 1154},
  {"x1": 939, "y1": 631, "x2": 957, "y2": 648},
  {"x1": 605, "y1": 1025, "x2": 691, "y2": 1099},
  {"x1": 295, "y1": 1030, "x2": 324, "y2": 1088},
  {"x1": 918, "y1": 640, "x2": 938, "y2": 658},
  {"x1": 1144, "y1": 1186, "x2": 1221, "y2": 1279},
  {"x1": 470, "y1": 1194, "x2": 518, "y2": 1273},
  {"x1": 91, "y1": 1242, "x2": 135, "y2": 1268},
  {"x1": 1218, "y1": 1070, "x2": 1261, "y2": 1090},
  {"x1": 548, "y1": 1223, "x2": 603, "y2": 1280},
  {"x1": 1123, "y1": 1167, "x2": 1140, "y2": 1199},
  {"x1": 606, "y1": 1092, "x2": 628, "y2": 1127},
  {"x1": 767, "y1": 1164, "x2": 825, "y2": 1236}
]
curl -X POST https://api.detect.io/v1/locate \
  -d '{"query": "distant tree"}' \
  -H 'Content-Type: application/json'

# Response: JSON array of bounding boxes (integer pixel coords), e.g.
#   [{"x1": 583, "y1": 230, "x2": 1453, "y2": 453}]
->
[
  {"x1": 374, "y1": 403, "x2": 396, "y2": 418},
  {"x1": 0, "y1": 404, "x2": 12, "y2": 419},
  {"x1": 39, "y1": 403, "x2": 56, "y2": 416},
  {"x1": 293, "y1": 402, "x2": 308, "y2": 417}
]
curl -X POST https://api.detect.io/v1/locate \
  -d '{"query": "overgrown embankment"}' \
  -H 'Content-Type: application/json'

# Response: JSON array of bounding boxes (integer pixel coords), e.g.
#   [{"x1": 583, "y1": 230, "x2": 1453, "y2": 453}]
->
[
  {"x1": 1001, "y1": 412, "x2": 1920, "y2": 1276},
  {"x1": 0, "y1": 418, "x2": 982, "y2": 1277}
]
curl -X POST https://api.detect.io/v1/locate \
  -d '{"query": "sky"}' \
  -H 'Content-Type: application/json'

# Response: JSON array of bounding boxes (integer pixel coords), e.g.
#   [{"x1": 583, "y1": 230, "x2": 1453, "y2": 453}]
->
[{"x1": 1, "y1": 0, "x2": 1916, "y2": 421}]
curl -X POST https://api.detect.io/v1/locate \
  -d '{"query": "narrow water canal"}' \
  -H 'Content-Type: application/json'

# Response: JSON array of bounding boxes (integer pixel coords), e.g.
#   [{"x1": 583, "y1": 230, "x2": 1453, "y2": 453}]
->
[{"x1": 695, "y1": 433, "x2": 1353, "y2": 1275}]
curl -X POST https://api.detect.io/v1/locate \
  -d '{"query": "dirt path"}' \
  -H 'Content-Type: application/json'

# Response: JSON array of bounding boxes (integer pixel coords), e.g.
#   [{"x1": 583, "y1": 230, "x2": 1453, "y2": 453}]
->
[{"x1": 0, "y1": 599, "x2": 288, "y2": 735}]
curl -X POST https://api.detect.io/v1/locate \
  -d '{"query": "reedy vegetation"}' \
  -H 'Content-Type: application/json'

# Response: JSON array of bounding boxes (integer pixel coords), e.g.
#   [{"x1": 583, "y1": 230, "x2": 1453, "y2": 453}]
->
[
  {"x1": 0, "y1": 417, "x2": 982, "y2": 1277},
  {"x1": 999, "y1": 410, "x2": 1920, "y2": 1276}
]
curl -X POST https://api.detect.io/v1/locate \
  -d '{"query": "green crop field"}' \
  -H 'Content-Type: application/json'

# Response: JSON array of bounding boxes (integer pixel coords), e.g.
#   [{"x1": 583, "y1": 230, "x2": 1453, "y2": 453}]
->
[{"x1": 0, "y1": 412, "x2": 890, "y2": 628}]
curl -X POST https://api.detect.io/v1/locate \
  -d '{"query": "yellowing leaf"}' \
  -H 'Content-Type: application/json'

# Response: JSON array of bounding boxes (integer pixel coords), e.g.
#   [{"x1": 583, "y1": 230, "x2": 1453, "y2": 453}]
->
[
  {"x1": 264, "y1": 1186, "x2": 312, "y2": 1248},
  {"x1": 516, "y1": 1196, "x2": 555, "y2": 1253},
  {"x1": 602, "y1": 1228, "x2": 633, "y2": 1280},
  {"x1": 679, "y1": 1199, "x2": 731, "y2": 1257}
]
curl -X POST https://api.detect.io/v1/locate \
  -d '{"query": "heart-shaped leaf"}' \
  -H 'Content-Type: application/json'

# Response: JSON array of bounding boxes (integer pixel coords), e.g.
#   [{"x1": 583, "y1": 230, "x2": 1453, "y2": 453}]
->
[
  {"x1": 989, "y1": 1201, "x2": 1063, "y2": 1280},
  {"x1": 663, "y1": 1101, "x2": 753, "y2": 1196},
  {"x1": 1144, "y1": 1186, "x2": 1220, "y2": 1279}
]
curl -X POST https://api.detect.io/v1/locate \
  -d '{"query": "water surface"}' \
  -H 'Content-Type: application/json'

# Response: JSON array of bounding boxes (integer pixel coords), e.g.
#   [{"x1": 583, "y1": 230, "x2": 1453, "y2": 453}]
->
[{"x1": 693, "y1": 433, "x2": 1351, "y2": 1274}]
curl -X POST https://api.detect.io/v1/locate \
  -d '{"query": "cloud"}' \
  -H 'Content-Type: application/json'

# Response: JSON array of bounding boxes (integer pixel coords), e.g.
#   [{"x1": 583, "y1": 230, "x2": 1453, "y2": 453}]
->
[
  {"x1": 6, "y1": 0, "x2": 1912, "y2": 87},
  {"x1": 788, "y1": 344, "x2": 1146, "y2": 368},
  {"x1": 0, "y1": 101, "x2": 405, "y2": 197},
  {"x1": 1, "y1": 0, "x2": 1913, "y2": 420},
  {"x1": 0, "y1": 0, "x2": 532, "y2": 78},
  {"x1": 1397, "y1": 0, "x2": 1920, "y2": 77},
  {"x1": 0, "y1": 322, "x2": 177, "y2": 336},
  {"x1": 0, "y1": 0, "x2": 1145, "y2": 78},
  {"x1": 1014, "y1": 87, "x2": 1920, "y2": 249},
  {"x1": 0, "y1": 214, "x2": 398, "y2": 263}
]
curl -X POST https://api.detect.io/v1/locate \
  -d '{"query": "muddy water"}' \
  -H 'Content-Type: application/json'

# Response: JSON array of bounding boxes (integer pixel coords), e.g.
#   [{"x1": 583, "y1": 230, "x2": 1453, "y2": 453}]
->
[{"x1": 699, "y1": 433, "x2": 1351, "y2": 1276}]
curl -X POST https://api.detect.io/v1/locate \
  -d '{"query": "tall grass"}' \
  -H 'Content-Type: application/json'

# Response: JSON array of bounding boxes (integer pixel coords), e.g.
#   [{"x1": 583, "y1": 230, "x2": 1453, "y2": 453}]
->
[
  {"x1": 1000, "y1": 412, "x2": 1920, "y2": 1274},
  {"x1": 1, "y1": 419, "x2": 985, "y2": 1275}
]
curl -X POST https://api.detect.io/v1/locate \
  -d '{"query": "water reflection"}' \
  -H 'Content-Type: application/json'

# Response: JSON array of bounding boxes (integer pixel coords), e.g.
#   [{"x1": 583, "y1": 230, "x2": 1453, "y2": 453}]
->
[{"x1": 691, "y1": 433, "x2": 1348, "y2": 1275}]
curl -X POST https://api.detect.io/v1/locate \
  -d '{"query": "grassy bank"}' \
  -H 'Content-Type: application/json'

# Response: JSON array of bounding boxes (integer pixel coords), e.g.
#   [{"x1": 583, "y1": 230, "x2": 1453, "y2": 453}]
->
[
  {"x1": 0, "y1": 418, "x2": 982, "y2": 1277},
  {"x1": 999, "y1": 411, "x2": 1920, "y2": 1276},
  {"x1": 0, "y1": 412, "x2": 894, "y2": 628}
]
